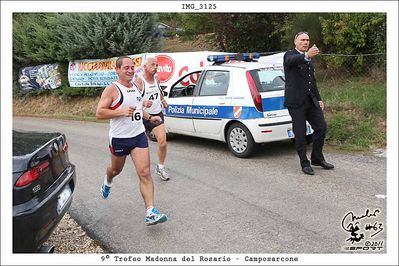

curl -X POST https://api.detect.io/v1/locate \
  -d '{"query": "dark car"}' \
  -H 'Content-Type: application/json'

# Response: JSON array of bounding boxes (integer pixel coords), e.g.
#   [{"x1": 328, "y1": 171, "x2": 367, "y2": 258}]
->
[{"x1": 13, "y1": 130, "x2": 76, "y2": 253}]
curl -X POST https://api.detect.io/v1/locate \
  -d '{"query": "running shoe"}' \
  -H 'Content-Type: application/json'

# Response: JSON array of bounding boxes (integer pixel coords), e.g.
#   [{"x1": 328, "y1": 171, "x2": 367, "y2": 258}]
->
[
  {"x1": 145, "y1": 207, "x2": 168, "y2": 226},
  {"x1": 156, "y1": 165, "x2": 170, "y2": 181},
  {"x1": 100, "y1": 183, "x2": 111, "y2": 199}
]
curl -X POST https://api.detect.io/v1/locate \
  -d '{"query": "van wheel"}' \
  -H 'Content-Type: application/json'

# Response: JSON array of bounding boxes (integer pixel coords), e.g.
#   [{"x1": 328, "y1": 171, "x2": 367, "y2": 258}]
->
[{"x1": 227, "y1": 123, "x2": 255, "y2": 158}]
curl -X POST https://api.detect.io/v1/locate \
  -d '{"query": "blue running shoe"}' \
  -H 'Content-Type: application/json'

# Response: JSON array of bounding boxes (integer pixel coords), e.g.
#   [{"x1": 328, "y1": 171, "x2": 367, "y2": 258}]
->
[
  {"x1": 145, "y1": 208, "x2": 168, "y2": 226},
  {"x1": 100, "y1": 183, "x2": 111, "y2": 199}
]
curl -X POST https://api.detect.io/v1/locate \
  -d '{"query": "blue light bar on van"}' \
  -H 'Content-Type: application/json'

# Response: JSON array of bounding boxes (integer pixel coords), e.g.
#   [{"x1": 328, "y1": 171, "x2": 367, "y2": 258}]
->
[{"x1": 207, "y1": 53, "x2": 260, "y2": 64}]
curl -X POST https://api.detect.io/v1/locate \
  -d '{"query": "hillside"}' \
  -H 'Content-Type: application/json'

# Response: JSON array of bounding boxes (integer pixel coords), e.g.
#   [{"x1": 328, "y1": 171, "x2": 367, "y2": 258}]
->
[{"x1": 160, "y1": 34, "x2": 220, "y2": 52}]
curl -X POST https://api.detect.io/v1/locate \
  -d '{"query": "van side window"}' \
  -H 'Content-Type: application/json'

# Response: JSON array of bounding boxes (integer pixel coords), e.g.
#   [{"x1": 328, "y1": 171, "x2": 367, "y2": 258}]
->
[
  {"x1": 199, "y1": 71, "x2": 229, "y2": 96},
  {"x1": 169, "y1": 71, "x2": 201, "y2": 98}
]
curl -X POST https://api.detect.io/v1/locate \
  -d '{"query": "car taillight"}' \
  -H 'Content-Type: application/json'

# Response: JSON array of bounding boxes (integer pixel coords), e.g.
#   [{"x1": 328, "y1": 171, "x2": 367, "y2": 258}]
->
[
  {"x1": 15, "y1": 161, "x2": 50, "y2": 187},
  {"x1": 62, "y1": 141, "x2": 68, "y2": 153},
  {"x1": 246, "y1": 71, "x2": 263, "y2": 112}
]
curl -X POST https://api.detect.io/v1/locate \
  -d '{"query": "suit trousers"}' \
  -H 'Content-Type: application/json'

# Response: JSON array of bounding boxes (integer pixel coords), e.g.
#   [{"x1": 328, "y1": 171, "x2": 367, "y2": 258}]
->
[{"x1": 288, "y1": 95, "x2": 327, "y2": 167}]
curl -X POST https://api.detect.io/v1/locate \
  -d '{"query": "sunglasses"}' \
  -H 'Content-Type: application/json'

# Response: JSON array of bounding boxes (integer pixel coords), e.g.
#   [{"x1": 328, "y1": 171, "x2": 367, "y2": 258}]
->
[{"x1": 294, "y1": 31, "x2": 309, "y2": 39}]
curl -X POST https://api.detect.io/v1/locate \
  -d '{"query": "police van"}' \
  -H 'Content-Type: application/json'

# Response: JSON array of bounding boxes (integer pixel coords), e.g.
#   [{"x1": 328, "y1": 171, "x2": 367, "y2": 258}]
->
[{"x1": 163, "y1": 53, "x2": 313, "y2": 158}]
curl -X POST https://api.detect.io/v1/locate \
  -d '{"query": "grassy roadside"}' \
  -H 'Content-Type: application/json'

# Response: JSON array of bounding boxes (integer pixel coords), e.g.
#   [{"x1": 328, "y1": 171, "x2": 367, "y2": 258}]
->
[
  {"x1": 13, "y1": 94, "x2": 100, "y2": 122},
  {"x1": 319, "y1": 78, "x2": 386, "y2": 152},
  {"x1": 13, "y1": 78, "x2": 386, "y2": 155}
]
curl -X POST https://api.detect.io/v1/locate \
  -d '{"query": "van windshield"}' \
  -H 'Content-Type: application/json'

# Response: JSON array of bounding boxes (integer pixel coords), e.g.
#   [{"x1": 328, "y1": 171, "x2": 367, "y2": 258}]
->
[{"x1": 249, "y1": 68, "x2": 285, "y2": 92}]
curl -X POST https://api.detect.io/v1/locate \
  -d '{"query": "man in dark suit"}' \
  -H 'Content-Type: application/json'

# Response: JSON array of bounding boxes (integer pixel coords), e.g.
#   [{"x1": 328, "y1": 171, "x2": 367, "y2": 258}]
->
[{"x1": 284, "y1": 32, "x2": 334, "y2": 175}]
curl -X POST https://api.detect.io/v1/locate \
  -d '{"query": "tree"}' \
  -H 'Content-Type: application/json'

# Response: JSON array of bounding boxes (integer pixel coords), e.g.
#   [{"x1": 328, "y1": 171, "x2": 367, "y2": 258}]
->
[
  {"x1": 13, "y1": 13, "x2": 60, "y2": 67},
  {"x1": 12, "y1": 13, "x2": 159, "y2": 98},
  {"x1": 174, "y1": 13, "x2": 289, "y2": 53},
  {"x1": 278, "y1": 13, "x2": 330, "y2": 50},
  {"x1": 157, "y1": 13, "x2": 183, "y2": 28},
  {"x1": 320, "y1": 13, "x2": 386, "y2": 54},
  {"x1": 13, "y1": 13, "x2": 159, "y2": 64},
  {"x1": 56, "y1": 13, "x2": 159, "y2": 60},
  {"x1": 211, "y1": 13, "x2": 288, "y2": 53},
  {"x1": 320, "y1": 13, "x2": 386, "y2": 71}
]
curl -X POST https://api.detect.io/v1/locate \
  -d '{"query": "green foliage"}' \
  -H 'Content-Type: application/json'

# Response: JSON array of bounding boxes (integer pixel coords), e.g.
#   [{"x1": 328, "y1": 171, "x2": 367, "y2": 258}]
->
[
  {"x1": 13, "y1": 78, "x2": 102, "y2": 101},
  {"x1": 56, "y1": 13, "x2": 159, "y2": 60},
  {"x1": 320, "y1": 79, "x2": 386, "y2": 149},
  {"x1": 320, "y1": 13, "x2": 386, "y2": 71},
  {"x1": 13, "y1": 13, "x2": 159, "y2": 65},
  {"x1": 177, "y1": 13, "x2": 214, "y2": 37},
  {"x1": 13, "y1": 13, "x2": 61, "y2": 85},
  {"x1": 167, "y1": 13, "x2": 386, "y2": 55},
  {"x1": 13, "y1": 13, "x2": 60, "y2": 67},
  {"x1": 321, "y1": 13, "x2": 386, "y2": 54},
  {"x1": 326, "y1": 112, "x2": 383, "y2": 150},
  {"x1": 13, "y1": 13, "x2": 159, "y2": 98},
  {"x1": 215, "y1": 13, "x2": 287, "y2": 52},
  {"x1": 278, "y1": 13, "x2": 330, "y2": 50},
  {"x1": 157, "y1": 13, "x2": 183, "y2": 28},
  {"x1": 173, "y1": 13, "x2": 289, "y2": 52},
  {"x1": 53, "y1": 86, "x2": 103, "y2": 101},
  {"x1": 320, "y1": 80, "x2": 386, "y2": 117},
  {"x1": 13, "y1": 12, "x2": 387, "y2": 103}
]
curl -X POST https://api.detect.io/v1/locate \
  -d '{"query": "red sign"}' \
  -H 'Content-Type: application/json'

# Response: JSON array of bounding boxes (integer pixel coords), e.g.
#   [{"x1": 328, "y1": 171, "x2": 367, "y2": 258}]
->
[{"x1": 155, "y1": 55, "x2": 175, "y2": 82}]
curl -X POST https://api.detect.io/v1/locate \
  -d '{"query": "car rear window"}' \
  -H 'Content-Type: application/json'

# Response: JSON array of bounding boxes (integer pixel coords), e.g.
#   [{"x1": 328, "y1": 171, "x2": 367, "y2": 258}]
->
[
  {"x1": 13, "y1": 131, "x2": 61, "y2": 156},
  {"x1": 249, "y1": 68, "x2": 285, "y2": 92}
]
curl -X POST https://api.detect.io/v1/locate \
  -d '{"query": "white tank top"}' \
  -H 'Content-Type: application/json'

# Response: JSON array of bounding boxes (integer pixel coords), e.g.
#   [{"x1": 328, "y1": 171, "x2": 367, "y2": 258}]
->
[
  {"x1": 109, "y1": 82, "x2": 145, "y2": 139},
  {"x1": 141, "y1": 76, "x2": 163, "y2": 114}
]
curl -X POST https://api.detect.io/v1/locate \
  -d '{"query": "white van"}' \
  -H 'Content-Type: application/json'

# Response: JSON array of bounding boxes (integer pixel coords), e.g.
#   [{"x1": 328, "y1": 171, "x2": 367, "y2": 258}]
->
[{"x1": 163, "y1": 53, "x2": 313, "y2": 157}]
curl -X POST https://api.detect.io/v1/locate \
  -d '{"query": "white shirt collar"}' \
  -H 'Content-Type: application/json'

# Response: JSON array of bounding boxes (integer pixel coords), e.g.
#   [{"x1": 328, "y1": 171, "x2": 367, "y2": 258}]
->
[{"x1": 295, "y1": 48, "x2": 305, "y2": 54}]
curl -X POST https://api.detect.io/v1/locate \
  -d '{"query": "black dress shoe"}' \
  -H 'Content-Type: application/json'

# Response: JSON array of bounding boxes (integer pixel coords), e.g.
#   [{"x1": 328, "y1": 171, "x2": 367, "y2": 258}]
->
[
  {"x1": 311, "y1": 160, "x2": 334, "y2": 169},
  {"x1": 302, "y1": 166, "x2": 315, "y2": 175}
]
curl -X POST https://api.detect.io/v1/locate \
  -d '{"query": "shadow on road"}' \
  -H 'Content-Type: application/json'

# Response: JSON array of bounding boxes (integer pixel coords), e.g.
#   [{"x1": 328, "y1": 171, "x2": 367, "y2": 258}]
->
[{"x1": 166, "y1": 133, "x2": 298, "y2": 158}]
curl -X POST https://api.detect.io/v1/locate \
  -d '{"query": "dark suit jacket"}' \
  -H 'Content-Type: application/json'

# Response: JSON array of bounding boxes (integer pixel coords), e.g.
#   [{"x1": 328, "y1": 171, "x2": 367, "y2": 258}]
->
[{"x1": 283, "y1": 49, "x2": 321, "y2": 108}]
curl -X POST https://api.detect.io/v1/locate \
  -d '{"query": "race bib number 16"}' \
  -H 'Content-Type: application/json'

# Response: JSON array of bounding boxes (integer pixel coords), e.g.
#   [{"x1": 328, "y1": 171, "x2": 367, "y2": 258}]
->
[{"x1": 132, "y1": 111, "x2": 142, "y2": 121}]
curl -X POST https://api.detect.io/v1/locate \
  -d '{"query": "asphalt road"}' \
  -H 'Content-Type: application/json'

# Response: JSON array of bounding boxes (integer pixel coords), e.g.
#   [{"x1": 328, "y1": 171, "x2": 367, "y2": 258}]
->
[{"x1": 13, "y1": 117, "x2": 387, "y2": 254}]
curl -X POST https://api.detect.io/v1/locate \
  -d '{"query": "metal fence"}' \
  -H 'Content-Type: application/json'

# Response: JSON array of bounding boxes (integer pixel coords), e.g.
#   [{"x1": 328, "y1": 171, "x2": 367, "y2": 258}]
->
[
  {"x1": 313, "y1": 53, "x2": 386, "y2": 84},
  {"x1": 263, "y1": 52, "x2": 386, "y2": 85}
]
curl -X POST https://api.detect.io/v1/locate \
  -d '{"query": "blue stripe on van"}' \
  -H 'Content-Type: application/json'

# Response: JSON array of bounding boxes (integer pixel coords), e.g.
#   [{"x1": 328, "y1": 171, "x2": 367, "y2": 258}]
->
[
  {"x1": 164, "y1": 101, "x2": 287, "y2": 120},
  {"x1": 262, "y1": 96, "x2": 286, "y2": 112},
  {"x1": 164, "y1": 104, "x2": 277, "y2": 120}
]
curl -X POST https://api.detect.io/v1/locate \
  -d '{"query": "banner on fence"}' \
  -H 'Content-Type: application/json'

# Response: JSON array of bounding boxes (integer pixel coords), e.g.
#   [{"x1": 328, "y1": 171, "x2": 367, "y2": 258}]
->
[
  {"x1": 67, "y1": 52, "x2": 284, "y2": 88},
  {"x1": 68, "y1": 54, "x2": 145, "y2": 87},
  {"x1": 67, "y1": 52, "x2": 229, "y2": 88},
  {"x1": 19, "y1": 63, "x2": 61, "y2": 90}
]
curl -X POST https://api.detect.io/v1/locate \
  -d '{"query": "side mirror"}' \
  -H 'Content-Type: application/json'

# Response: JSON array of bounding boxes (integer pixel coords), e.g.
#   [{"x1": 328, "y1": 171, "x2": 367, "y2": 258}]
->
[{"x1": 161, "y1": 85, "x2": 168, "y2": 96}]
